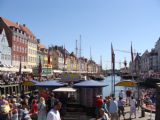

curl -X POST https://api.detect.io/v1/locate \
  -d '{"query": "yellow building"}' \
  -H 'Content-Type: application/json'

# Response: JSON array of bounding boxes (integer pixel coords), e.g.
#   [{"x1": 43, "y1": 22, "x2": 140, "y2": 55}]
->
[
  {"x1": 66, "y1": 56, "x2": 71, "y2": 71},
  {"x1": 37, "y1": 43, "x2": 52, "y2": 68},
  {"x1": 69, "y1": 52, "x2": 78, "y2": 71},
  {"x1": 28, "y1": 38, "x2": 38, "y2": 68},
  {"x1": 50, "y1": 46, "x2": 69, "y2": 70}
]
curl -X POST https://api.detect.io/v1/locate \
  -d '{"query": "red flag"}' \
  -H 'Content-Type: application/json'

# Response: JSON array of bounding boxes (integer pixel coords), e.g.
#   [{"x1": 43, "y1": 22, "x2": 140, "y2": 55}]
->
[
  {"x1": 38, "y1": 56, "x2": 42, "y2": 79},
  {"x1": 111, "y1": 43, "x2": 115, "y2": 71},
  {"x1": 48, "y1": 48, "x2": 51, "y2": 65},
  {"x1": 131, "y1": 42, "x2": 134, "y2": 62}
]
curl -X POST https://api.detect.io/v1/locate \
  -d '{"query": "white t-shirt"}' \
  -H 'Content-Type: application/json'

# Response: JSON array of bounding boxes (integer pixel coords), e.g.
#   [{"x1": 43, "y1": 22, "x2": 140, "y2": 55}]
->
[
  {"x1": 102, "y1": 112, "x2": 110, "y2": 120},
  {"x1": 46, "y1": 109, "x2": 61, "y2": 120},
  {"x1": 119, "y1": 91, "x2": 124, "y2": 98},
  {"x1": 130, "y1": 99, "x2": 136, "y2": 107}
]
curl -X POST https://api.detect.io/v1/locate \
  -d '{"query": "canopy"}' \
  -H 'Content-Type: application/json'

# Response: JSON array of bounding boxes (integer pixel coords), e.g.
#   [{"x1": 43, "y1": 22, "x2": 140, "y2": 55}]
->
[
  {"x1": 73, "y1": 80, "x2": 108, "y2": 88},
  {"x1": 115, "y1": 80, "x2": 137, "y2": 87},
  {"x1": 53, "y1": 70, "x2": 63, "y2": 73},
  {"x1": 22, "y1": 80, "x2": 39, "y2": 86},
  {"x1": 53, "y1": 87, "x2": 76, "y2": 92},
  {"x1": 36, "y1": 80, "x2": 65, "y2": 87}
]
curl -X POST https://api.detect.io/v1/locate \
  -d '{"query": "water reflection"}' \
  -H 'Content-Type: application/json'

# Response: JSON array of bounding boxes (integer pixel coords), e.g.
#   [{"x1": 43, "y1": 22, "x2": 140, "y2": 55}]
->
[{"x1": 102, "y1": 76, "x2": 125, "y2": 98}]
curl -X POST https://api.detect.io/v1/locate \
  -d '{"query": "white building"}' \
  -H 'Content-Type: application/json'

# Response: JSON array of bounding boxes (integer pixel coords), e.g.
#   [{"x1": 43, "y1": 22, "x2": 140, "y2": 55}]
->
[
  {"x1": 140, "y1": 50, "x2": 149, "y2": 73},
  {"x1": 154, "y1": 39, "x2": 160, "y2": 71},
  {"x1": 0, "y1": 29, "x2": 11, "y2": 66},
  {"x1": 148, "y1": 49, "x2": 158, "y2": 72}
]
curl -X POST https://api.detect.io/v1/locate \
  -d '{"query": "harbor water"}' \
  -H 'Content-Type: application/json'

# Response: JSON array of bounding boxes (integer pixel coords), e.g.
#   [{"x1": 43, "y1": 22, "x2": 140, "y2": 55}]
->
[{"x1": 102, "y1": 75, "x2": 125, "y2": 98}]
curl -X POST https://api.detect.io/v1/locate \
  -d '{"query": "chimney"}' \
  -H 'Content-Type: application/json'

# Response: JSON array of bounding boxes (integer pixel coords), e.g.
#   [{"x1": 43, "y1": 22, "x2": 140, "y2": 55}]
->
[
  {"x1": 16, "y1": 22, "x2": 20, "y2": 26},
  {"x1": 37, "y1": 39, "x2": 40, "y2": 44},
  {"x1": 55, "y1": 45, "x2": 58, "y2": 50}
]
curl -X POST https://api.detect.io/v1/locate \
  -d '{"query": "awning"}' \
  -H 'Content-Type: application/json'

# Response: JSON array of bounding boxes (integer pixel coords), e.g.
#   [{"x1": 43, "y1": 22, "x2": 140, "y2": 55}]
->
[
  {"x1": 22, "y1": 80, "x2": 39, "y2": 86},
  {"x1": 115, "y1": 80, "x2": 137, "y2": 87},
  {"x1": 53, "y1": 70, "x2": 63, "y2": 73},
  {"x1": 53, "y1": 87, "x2": 76, "y2": 92},
  {"x1": 36, "y1": 80, "x2": 65, "y2": 87},
  {"x1": 22, "y1": 68, "x2": 32, "y2": 73},
  {"x1": 73, "y1": 80, "x2": 108, "y2": 88}
]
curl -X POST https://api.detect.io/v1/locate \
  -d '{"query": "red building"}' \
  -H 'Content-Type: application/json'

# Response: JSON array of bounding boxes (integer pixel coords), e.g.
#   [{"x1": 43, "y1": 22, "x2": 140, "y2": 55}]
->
[{"x1": 0, "y1": 17, "x2": 36, "y2": 68}]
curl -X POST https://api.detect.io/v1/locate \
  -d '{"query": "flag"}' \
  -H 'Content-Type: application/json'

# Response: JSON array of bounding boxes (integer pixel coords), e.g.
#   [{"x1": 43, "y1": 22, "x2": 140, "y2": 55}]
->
[
  {"x1": 19, "y1": 56, "x2": 22, "y2": 75},
  {"x1": 111, "y1": 43, "x2": 115, "y2": 71},
  {"x1": 48, "y1": 47, "x2": 51, "y2": 65},
  {"x1": 131, "y1": 42, "x2": 134, "y2": 62},
  {"x1": 38, "y1": 56, "x2": 42, "y2": 79}
]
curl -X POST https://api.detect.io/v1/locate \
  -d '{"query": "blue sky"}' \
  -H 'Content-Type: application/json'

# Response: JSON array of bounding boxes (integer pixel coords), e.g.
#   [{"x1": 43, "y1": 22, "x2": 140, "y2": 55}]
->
[{"x1": 1, "y1": 0, "x2": 160, "y2": 69}]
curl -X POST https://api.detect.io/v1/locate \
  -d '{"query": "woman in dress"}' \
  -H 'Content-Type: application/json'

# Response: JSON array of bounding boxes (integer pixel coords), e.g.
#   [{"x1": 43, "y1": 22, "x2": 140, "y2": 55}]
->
[{"x1": 38, "y1": 97, "x2": 46, "y2": 120}]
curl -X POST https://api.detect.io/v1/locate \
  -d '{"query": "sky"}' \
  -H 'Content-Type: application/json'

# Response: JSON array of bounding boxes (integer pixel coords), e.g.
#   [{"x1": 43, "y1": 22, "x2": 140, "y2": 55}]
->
[{"x1": 1, "y1": 0, "x2": 160, "y2": 69}]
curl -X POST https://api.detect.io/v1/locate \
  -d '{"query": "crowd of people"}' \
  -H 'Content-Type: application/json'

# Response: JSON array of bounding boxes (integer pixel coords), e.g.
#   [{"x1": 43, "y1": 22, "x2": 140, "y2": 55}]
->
[
  {"x1": 0, "y1": 89, "x2": 69, "y2": 120},
  {"x1": 95, "y1": 88, "x2": 156, "y2": 120},
  {"x1": 0, "y1": 88, "x2": 157, "y2": 120},
  {"x1": 0, "y1": 71, "x2": 157, "y2": 120},
  {"x1": 0, "y1": 73, "x2": 26, "y2": 85}
]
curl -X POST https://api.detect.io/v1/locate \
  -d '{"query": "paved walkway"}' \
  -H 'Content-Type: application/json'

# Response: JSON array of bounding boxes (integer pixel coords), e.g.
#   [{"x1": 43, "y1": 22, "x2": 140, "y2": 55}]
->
[
  {"x1": 119, "y1": 106, "x2": 155, "y2": 120},
  {"x1": 64, "y1": 106, "x2": 155, "y2": 120}
]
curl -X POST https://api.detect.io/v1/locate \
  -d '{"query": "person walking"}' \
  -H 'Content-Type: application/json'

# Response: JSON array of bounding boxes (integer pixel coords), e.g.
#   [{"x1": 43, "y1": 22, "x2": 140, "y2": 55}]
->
[
  {"x1": 119, "y1": 90, "x2": 124, "y2": 99},
  {"x1": 126, "y1": 89, "x2": 132, "y2": 106},
  {"x1": 118, "y1": 97, "x2": 125, "y2": 120},
  {"x1": 98, "y1": 108, "x2": 110, "y2": 120},
  {"x1": 109, "y1": 97, "x2": 119, "y2": 120},
  {"x1": 38, "y1": 97, "x2": 47, "y2": 120},
  {"x1": 31, "y1": 99, "x2": 38, "y2": 120},
  {"x1": 130, "y1": 96, "x2": 137, "y2": 119},
  {"x1": 46, "y1": 99, "x2": 62, "y2": 120}
]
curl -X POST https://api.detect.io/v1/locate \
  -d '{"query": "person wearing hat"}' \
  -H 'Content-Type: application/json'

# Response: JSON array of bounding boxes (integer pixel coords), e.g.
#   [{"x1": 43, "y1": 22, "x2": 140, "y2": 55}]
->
[
  {"x1": 98, "y1": 108, "x2": 110, "y2": 120},
  {"x1": 46, "y1": 99, "x2": 62, "y2": 120}
]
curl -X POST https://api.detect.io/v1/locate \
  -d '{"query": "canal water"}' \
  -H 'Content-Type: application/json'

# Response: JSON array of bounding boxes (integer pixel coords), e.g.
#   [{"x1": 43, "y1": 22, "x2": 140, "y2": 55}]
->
[{"x1": 102, "y1": 75, "x2": 125, "y2": 98}]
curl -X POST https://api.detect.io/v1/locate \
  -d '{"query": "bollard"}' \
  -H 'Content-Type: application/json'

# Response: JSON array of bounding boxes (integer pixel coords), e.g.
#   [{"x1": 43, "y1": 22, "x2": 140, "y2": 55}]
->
[{"x1": 141, "y1": 107, "x2": 145, "y2": 117}]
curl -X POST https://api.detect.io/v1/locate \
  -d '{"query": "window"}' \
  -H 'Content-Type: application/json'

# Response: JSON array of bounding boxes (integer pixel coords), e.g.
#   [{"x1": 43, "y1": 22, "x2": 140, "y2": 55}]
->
[
  {"x1": 1, "y1": 54, "x2": 4, "y2": 60},
  {"x1": 22, "y1": 47, "x2": 24, "y2": 53},
  {"x1": 13, "y1": 55, "x2": 15, "y2": 60},
  {"x1": 8, "y1": 55, "x2": 10, "y2": 60},
  {"x1": 22, "y1": 56, "x2": 24, "y2": 62},
  {"x1": 17, "y1": 46, "x2": 19, "y2": 51},
  {"x1": 13, "y1": 45, "x2": 16, "y2": 51},
  {"x1": 19, "y1": 46, "x2": 21, "y2": 52},
  {"x1": 19, "y1": 46, "x2": 20, "y2": 52},
  {"x1": 15, "y1": 35, "x2": 17, "y2": 41}
]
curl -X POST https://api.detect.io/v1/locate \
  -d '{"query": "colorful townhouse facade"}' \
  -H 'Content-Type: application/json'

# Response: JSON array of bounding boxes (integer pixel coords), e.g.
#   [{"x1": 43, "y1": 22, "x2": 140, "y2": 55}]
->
[
  {"x1": 0, "y1": 17, "x2": 37, "y2": 69},
  {"x1": 27, "y1": 35, "x2": 38, "y2": 69},
  {"x1": 0, "y1": 17, "x2": 101, "y2": 74},
  {"x1": 50, "y1": 46, "x2": 67, "y2": 70},
  {"x1": 0, "y1": 29, "x2": 12, "y2": 66}
]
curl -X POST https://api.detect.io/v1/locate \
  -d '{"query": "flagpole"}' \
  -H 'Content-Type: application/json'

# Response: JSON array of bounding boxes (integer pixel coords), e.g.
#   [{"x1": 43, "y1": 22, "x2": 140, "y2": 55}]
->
[
  {"x1": 112, "y1": 58, "x2": 115, "y2": 96},
  {"x1": 38, "y1": 56, "x2": 42, "y2": 81},
  {"x1": 19, "y1": 56, "x2": 22, "y2": 78},
  {"x1": 111, "y1": 43, "x2": 115, "y2": 96},
  {"x1": 47, "y1": 46, "x2": 49, "y2": 78},
  {"x1": 131, "y1": 42, "x2": 134, "y2": 81}
]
